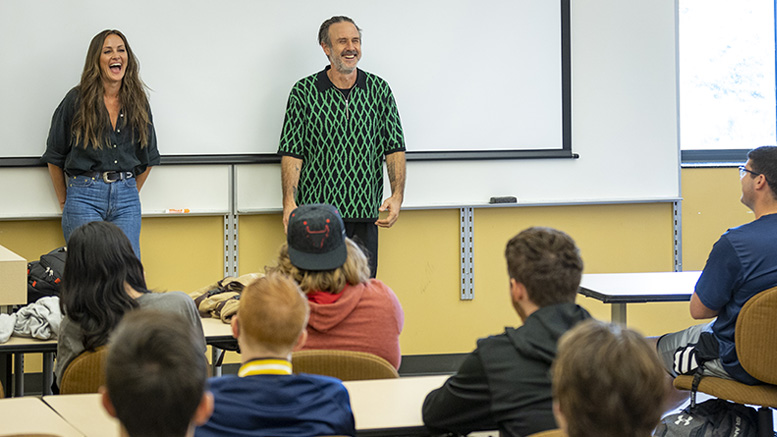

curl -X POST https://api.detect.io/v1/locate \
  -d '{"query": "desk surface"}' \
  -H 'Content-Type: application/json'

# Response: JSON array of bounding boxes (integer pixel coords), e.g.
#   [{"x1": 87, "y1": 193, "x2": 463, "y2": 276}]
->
[
  {"x1": 44, "y1": 393, "x2": 120, "y2": 437},
  {"x1": 343, "y1": 374, "x2": 449, "y2": 436},
  {"x1": 43, "y1": 375, "x2": 452, "y2": 437},
  {"x1": 0, "y1": 316, "x2": 233, "y2": 351},
  {"x1": 0, "y1": 396, "x2": 85, "y2": 436},
  {"x1": 579, "y1": 271, "x2": 701, "y2": 303}
]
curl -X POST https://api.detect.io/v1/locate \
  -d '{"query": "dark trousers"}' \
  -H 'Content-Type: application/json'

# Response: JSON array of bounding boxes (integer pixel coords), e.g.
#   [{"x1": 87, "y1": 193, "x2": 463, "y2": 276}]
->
[{"x1": 344, "y1": 221, "x2": 378, "y2": 278}]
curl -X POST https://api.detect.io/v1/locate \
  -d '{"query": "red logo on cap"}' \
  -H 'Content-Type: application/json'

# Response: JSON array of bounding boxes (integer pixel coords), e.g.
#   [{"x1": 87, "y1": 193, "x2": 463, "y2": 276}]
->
[{"x1": 305, "y1": 225, "x2": 331, "y2": 248}]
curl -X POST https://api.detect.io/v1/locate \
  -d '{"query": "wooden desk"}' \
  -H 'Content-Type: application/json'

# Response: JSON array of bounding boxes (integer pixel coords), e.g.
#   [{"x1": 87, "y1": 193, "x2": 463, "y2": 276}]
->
[
  {"x1": 43, "y1": 375, "x2": 456, "y2": 437},
  {"x1": 578, "y1": 271, "x2": 701, "y2": 324},
  {"x1": 0, "y1": 336, "x2": 56, "y2": 398},
  {"x1": 43, "y1": 393, "x2": 120, "y2": 437},
  {"x1": 0, "y1": 317, "x2": 234, "y2": 397},
  {"x1": 0, "y1": 396, "x2": 85, "y2": 436},
  {"x1": 343, "y1": 374, "x2": 449, "y2": 436}
]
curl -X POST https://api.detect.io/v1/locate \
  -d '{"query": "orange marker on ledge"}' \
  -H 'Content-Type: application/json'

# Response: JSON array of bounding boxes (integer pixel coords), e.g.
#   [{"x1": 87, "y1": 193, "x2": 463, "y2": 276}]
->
[{"x1": 164, "y1": 208, "x2": 191, "y2": 213}]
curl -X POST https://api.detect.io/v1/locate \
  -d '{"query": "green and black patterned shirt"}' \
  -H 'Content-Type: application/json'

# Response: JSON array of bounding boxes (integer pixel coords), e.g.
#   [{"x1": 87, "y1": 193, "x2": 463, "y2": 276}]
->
[{"x1": 278, "y1": 67, "x2": 405, "y2": 220}]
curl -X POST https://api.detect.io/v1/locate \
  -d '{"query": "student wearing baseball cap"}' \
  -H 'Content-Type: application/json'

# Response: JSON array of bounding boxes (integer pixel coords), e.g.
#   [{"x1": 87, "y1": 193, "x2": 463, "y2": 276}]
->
[{"x1": 269, "y1": 203, "x2": 404, "y2": 369}]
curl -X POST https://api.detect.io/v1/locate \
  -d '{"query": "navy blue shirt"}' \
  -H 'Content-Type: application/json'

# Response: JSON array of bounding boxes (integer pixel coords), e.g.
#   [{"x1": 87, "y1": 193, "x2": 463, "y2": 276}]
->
[
  {"x1": 695, "y1": 213, "x2": 777, "y2": 383},
  {"x1": 196, "y1": 372, "x2": 355, "y2": 437},
  {"x1": 42, "y1": 87, "x2": 160, "y2": 176}
]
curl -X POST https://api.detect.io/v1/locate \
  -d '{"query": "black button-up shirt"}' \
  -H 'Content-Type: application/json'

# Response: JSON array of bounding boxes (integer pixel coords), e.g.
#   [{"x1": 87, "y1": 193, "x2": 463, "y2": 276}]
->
[{"x1": 42, "y1": 87, "x2": 160, "y2": 175}]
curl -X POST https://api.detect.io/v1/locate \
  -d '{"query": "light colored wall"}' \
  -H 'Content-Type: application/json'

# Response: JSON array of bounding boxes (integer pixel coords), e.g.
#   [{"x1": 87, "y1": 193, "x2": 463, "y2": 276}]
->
[{"x1": 0, "y1": 167, "x2": 748, "y2": 371}]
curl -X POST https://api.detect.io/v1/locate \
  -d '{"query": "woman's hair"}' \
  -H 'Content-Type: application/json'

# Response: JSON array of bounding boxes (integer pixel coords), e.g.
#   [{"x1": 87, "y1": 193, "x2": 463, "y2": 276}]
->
[
  {"x1": 552, "y1": 320, "x2": 668, "y2": 437},
  {"x1": 268, "y1": 237, "x2": 370, "y2": 293},
  {"x1": 60, "y1": 221, "x2": 148, "y2": 350},
  {"x1": 73, "y1": 29, "x2": 151, "y2": 150}
]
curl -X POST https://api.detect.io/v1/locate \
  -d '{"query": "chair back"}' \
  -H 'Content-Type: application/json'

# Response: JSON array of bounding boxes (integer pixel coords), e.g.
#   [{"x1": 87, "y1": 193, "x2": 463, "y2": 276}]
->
[
  {"x1": 735, "y1": 286, "x2": 777, "y2": 385},
  {"x1": 292, "y1": 349, "x2": 399, "y2": 381},
  {"x1": 59, "y1": 346, "x2": 109, "y2": 394}
]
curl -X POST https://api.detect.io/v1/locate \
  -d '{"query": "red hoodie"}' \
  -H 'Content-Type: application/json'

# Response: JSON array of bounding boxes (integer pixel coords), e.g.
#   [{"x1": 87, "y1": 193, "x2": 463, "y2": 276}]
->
[{"x1": 303, "y1": 278, "x2": 404, "y2": 369}]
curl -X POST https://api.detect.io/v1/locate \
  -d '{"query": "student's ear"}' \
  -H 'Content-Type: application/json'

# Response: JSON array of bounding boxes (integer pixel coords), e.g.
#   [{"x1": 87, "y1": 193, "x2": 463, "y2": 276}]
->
[
  {"x1": 99, "y1": 386, "x2": 117, "y2": 418},
  {"x1": 321, "y1": 42, "x2": 331, "y2": 57},
  {"x1": 292, "y1": 329, "x2": 308, "y2": 352},
  {"x1": 509, "y1": 278, "x2": 525, "y2": 303},
  {"x1": 193, "y1": 391, "x2": 215, "y2": 427},
  {"x1": 231, "y1": 315, "x2": 239, "y2": 339},
  {"x1": 553, "y1": 400, "x2": 568, "y2": 434}
]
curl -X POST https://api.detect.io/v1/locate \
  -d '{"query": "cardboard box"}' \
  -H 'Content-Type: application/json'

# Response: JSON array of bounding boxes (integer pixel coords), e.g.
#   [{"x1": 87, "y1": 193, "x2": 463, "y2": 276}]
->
[{"x1": 0, "y1": 245, "x2": 26, "y2": 306}]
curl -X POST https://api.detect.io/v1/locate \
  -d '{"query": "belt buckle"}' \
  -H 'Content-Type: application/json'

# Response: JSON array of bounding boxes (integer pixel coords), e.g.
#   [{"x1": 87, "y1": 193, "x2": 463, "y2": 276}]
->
[{"x1": 102, "y1": 172, "x2": 115, "y2": 183}]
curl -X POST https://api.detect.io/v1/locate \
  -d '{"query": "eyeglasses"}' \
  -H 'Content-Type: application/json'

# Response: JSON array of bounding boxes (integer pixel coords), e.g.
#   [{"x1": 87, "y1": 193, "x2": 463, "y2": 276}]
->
[{"x1": 739, "y1": 165, "x2": 761, "y2": 179}]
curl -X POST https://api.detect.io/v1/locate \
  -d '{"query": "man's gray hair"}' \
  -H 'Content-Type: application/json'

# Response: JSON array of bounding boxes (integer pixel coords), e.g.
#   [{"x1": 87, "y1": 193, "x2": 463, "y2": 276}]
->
[{"x1": 318, "y1": 16, "x2": 362, "y2": 47}]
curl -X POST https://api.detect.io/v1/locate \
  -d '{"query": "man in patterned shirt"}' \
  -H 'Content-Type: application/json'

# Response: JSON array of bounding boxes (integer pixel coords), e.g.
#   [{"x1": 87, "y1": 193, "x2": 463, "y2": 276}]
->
[{"x1": 278, "y1": 16, "x2": 406, "y2": 278}]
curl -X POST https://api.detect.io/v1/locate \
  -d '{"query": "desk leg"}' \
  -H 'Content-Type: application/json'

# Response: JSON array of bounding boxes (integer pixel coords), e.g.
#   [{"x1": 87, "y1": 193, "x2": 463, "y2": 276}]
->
[
  {"x1": 42, "y1": 352, "x2": 53, "y2": 396},
  {"x1": 611, "y1": 303, "x2": 627, "y2": 325},
  {"x1": 13, "y1": 353, "x2": 23, "y2": 397},
  {"x1": 211, "y1": 347, "x2": 223, "y2": 377},
  {"x1": 0, "y1": 353, "x2": 10, "y2": 397}
]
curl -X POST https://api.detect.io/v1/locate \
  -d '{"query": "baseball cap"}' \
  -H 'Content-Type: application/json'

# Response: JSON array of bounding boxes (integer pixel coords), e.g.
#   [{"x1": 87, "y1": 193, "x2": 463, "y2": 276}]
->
[{"x1": 287, "y1": 204, "x2": 347, "y2": 271}]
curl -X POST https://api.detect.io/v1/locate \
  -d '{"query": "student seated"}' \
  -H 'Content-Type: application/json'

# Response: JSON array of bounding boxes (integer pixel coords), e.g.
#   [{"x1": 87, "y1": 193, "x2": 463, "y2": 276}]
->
[
  {"x1": 422, "y1": 227, "x2": 592, "y2": 436},
  {"x1": 55, "y1": 221, "x2": 205, "y2": 391},
  {"x1": 552, "y1": 320, "x2": 667, "y2": 437},
  {"x1": 102, "y1": 309, "x2": 214, "y2": 437},
  {"x1": 657, "y1": 146, "x2": 777, "y2": 386},
  {"x1": 195, "y1": 273, "x2": 356, "y2": 437},
  {"x1": 268, "y1": 203, "x2": 404, "y2": 369}
]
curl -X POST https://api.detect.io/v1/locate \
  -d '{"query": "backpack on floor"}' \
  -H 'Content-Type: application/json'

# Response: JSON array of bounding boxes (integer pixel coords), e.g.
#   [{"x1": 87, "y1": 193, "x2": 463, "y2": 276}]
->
[
  {"x1": 27, "y1": 247, "x2": 67, "y2": 304},
  {"x1": 653, "y1": 398, "x2": 758, "y2": 437}
]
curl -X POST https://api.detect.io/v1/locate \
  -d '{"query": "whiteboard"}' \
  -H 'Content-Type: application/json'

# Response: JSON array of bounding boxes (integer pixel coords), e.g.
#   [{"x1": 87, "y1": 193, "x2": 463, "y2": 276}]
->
[
  {"x1": 0, "y1": 0, "x2": 680, "y2": 216},
  {"x1": 0, "y1": 166, "x2": 229, "y2": 218},
  {"x1": 0, "y1": 0, "x2": 565, "y2": 158}
]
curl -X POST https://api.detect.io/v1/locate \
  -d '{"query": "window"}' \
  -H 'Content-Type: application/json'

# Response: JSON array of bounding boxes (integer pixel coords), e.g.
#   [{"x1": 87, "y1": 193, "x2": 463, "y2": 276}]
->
[{"x1": 679, "y1": 0, "x2": 776, "y2": 162}]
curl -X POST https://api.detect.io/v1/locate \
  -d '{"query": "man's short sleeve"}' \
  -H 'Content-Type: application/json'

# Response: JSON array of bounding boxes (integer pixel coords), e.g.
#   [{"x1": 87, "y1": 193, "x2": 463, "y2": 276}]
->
[
  {"x1": 278, "y1": 85, "x2": 307, "y2": 158},
  {"x1": 695, "y1": 234, "x2": 743, "y2": 311},
  {"x1": 382, "y1": 88, "x2": 405, "y2": 156}
]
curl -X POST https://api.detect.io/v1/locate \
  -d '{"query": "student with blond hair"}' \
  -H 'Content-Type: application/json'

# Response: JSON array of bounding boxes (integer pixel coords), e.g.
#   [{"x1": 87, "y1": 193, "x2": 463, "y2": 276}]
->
[
  {"x1": 269, "y1": 203, "x2": 404, "y2": 369},
  {"x1": 552, "y1": 320, "x2": 667, "y2": 437},
  {"x1": 195, "y1": 273, "x2": 356, "y2": 437}
]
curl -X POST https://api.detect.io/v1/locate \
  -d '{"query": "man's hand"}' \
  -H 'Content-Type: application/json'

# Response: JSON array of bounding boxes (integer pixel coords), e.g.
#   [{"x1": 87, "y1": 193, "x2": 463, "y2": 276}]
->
[{"x1": 375, "y1": 194, "x2": 402, "y2": 228}]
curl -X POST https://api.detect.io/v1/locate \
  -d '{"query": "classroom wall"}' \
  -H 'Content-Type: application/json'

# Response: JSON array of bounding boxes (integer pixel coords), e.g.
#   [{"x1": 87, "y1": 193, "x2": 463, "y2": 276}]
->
[{"x1": 0, "y1": 167, "x2": 750, "y2": 371}]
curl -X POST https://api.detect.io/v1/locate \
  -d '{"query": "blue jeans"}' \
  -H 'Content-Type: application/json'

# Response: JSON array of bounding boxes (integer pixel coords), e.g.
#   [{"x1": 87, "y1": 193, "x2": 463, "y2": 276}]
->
[{"x1": 61, "y1": 174, "x2": 142, "y2": 258}]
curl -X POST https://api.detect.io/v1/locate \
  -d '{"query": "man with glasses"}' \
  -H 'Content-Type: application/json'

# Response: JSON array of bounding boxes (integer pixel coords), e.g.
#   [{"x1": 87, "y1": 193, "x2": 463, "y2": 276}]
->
[{"x1": 656, "y1": 146, "x2": 777, "y2": 386}]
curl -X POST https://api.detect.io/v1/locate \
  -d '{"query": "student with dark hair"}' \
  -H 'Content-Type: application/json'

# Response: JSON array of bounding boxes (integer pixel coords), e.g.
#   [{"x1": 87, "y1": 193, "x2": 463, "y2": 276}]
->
[
  {"x1": 55, "y1": 221, "x2": 204, "y2": 391},
  {"x1": 102, "y1": 310, "x2": 213, "y2": 437},
  {"x1": 552, "y1": 320, "x2": 667, "y2": 437},
  {"x1": 43, "y1": 29, "x2": 160, "y2": 258},
  {"x1": 422, "y1": 227, "x2": 592, "y2": 437},
  {"x1": 657, "y1": 145, "x2": 777, "y2": 385}
]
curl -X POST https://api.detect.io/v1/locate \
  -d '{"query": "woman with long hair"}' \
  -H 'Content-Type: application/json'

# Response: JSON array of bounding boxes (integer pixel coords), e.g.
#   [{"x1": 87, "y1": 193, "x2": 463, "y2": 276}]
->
[
  {"x1": 43, "y1": 29, "x2": 159, "y2": 257},
  {"x1": 55, "y1": 221, "x2": 205, "y2": 391},
  {"x1": 268, "y1": 204, "x2": 404, "y2": 369}
]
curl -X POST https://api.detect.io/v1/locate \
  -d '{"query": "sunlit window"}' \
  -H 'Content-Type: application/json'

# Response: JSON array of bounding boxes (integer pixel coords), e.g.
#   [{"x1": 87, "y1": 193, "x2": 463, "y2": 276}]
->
[{"x1": 679, "y1": 0, "x2": 776, "y2": 151}]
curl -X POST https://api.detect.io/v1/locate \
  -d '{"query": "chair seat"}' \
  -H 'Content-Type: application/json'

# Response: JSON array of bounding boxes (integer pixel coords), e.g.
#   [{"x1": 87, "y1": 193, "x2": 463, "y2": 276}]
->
[
  {"x1": 527, "y1": 429, "x2": 566, "y2": 437},
  {"x1": 674, "y1": 375, "x2": 777, "y2": 408}
]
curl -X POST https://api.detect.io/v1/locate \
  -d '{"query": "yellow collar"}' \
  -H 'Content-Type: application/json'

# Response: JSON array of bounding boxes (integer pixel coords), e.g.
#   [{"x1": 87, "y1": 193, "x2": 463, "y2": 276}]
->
[{"x1": 238, "y1": 358, "x2": 292, "y2": 377}]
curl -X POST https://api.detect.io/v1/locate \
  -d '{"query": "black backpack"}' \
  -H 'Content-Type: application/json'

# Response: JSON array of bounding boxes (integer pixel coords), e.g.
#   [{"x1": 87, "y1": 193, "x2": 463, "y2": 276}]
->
[
  {"x1": 653, "y1": 398, "x2": 759, "y2": 437},
  {"x1": 27, "y1": 246, "x2": 67, "y2": 304}
]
